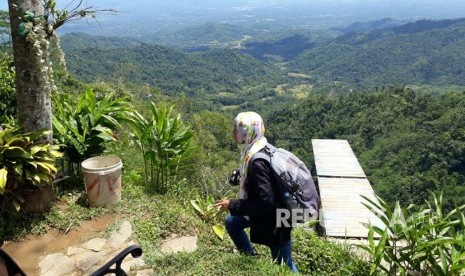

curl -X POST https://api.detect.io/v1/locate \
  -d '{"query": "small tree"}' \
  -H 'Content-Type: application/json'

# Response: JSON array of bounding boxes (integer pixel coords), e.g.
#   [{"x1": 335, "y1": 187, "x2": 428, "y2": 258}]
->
[{"x1": 129, "y1": 102, "x2": 193, "y2": 194}]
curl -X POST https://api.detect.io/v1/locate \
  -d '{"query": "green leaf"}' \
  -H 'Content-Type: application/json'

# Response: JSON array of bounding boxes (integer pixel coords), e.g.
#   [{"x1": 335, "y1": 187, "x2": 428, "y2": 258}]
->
[
  {"x1": 4, "y1": 147, "x2": 31, "y2": 159},
  {"x1": 451, "y1": 262, "x2": 465, "y2": 271},
  {"x1": 33, "y1": 174, "x2": 41, "y2": 184},
  {"x1": 17, "y1": 22, "x2": 28, "y2": 36},
  {"x1": 0, "y1": 167, "x2": 7, "y2": 194},
  {"x1": 36, "y1": 162, "x2": 52, "y2": 173},
  {"x1": 13, "y1": 201, "x2": 21, "y2": 212},
  {"x1": 28, "y1": 162, "x2": 38, "y2": 169},
  {"x1": 453, "y1": 252, "x2": 465, "y2": 263},
  {"x1": 412, "y1": 251, "x2": 427, "y2": 260},
  {"x1": 212, "y1": 224, "x2": 225, "y2": 240},
  {"x1": 24, "y1": 11, "x2": 35, "y2": 21},
  {"x1": 368, "y1": 224, "x2": 375, "y2": 250},
  {"x1": 30, "y1": 145, "x2": 44, "y2": 155},
  {"x1": 49, "y1": 149, "x2": 63, "y2": 158},
  {"x1": 374, "y1": 229, "x2": 388, "y2": 266},
  {"x1": 37, "y1": 172, "x2": 52, "y2": 183},
  {"x1": 13, "y1": 164, "x2": 22, "y2": 176},
  {"x1": 190, "y1": 200, "x2": 205, "y2": 216}
]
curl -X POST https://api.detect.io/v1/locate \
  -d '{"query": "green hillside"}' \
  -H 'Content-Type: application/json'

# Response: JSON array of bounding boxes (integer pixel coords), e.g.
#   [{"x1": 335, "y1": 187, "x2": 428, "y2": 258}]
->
[
  {"x1": 243, "y1": 34, "x2": 316, "y2": 61},
  {"x1": 152, "y1": 22, "x2": 258, "y2": 50},
  {"x1": 291, "y1": 19, "x2": 465, "y2": 89},
  {"x1": 331, "y1": 17, "x2": 401, "y2": 34},
  {"x1": 59, "y1": 32, "x2": 142, "y2": 51},
  {"x1": 266, "y1": 87, "x2": 465, "y2": 210},
  {"x1": 62, "y1": 33, "x2": 284, "y2": 101},
  {"x1": 62, "y1": 19, "x2": 465, "y2": 99}
]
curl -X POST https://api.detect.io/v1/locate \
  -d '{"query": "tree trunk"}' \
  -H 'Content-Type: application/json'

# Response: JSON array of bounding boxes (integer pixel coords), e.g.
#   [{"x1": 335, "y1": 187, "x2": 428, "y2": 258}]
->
[
  {"x1": 8, "y1": 0, "x2": 52, "y2": 142},
  {"x1": 8, "y1": 0, "x2": 54, "y2": 212}
]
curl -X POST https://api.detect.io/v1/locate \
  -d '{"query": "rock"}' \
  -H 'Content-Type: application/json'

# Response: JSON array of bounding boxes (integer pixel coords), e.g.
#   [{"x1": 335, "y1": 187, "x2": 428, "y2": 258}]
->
[
  {"x1": 106, "y1": 220, "x2": 132, "y2": 248},
  {"x1": 67, "y1": 246, "x2": 87, "y2": 256},
  {"x1": 136, "y1": 269, "x2": 155, "y2": 276},
  {"x1": 86, "y1": 265, "x2": 102, "y2": 275},
  {"x1": 39, "y1": 253, "x2": 74, "y2": 276},
  {"x1": 75, "y1": 251, "x2": 107, "y2": 271},
  {"x1": 160, "y1": 236, "x2": 198, "y2": 254},
  {"x1": 82, "y1": 238, "x2": 107, "y2": 252},
  {"x1": 121, "y1": 257, "x2": 146, "y2": 272}
]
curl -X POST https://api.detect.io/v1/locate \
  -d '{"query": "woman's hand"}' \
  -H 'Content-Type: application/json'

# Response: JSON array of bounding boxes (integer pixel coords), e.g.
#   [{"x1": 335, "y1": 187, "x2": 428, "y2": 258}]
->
[{"x1": 214, "y1": 199, "x2": 230, "y2": 212}]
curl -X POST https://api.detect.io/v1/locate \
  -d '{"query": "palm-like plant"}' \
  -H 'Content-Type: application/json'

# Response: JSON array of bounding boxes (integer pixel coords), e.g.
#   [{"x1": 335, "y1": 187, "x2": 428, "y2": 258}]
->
[
  {"x1": 128, "y1": 102, "x2": 193, "y2": 194},
  {"x1": 52, "y1": 89, "x2": 132, "y2": 183},
  {"x1": 358, "y1": 191, "x2": 465, "y2": 275}
]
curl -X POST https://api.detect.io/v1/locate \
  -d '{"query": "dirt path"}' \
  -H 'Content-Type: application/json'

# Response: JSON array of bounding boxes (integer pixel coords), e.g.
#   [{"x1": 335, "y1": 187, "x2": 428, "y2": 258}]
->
[{"x1": 1, "y1": 214, "x2": 118, "y2": 275}]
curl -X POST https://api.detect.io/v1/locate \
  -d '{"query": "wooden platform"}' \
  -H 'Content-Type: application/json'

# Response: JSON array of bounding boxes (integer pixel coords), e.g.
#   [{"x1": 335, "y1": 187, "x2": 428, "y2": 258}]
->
[
  {"x1": 312, "y1": 139, "x2": 366, "y2": 178},
  {"x1": 312, "y1": 139, "x2": 383, "y2": 238},
  {"x1": 318, "y1": 177, "x2": 383, "y2": 237}
]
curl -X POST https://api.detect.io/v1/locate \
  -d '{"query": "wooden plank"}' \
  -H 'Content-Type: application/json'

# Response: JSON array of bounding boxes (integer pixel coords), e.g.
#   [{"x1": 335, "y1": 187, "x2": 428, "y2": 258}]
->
[
  {"x1": 319, "y1": 178, "x2": 376, "y2": 200},
  {"x1": 322, "y1": 220, "x2": 380, "y2": 228},
  {"x1": 320, "y1": 203, "x2": 374, "y2": 211},
  {"x1": 321, "y1": 219, "x2": 384, "y2": 238},
  {"x1": 322, "y1": 210, "x2": 382, "y2": 221},
  {"x1": 324, "y1": 228, "x2": 373, "y2": 237}
]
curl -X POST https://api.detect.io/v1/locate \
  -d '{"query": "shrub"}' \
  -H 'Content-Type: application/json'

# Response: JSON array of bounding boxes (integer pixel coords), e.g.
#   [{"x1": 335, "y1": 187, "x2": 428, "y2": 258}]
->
[
  {"x1": 52, "y1": 88, "x2": 132, "y2": 184},
  {"x1": 359, "y1": 191, "x2": 465, "y2": 275},
  {"x1": 0, "y1": 127, "x2": 62, "y2": 211}
]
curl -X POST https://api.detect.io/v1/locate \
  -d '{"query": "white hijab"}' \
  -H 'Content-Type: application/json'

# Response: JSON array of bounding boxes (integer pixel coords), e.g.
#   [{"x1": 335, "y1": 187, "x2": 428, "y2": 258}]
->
[{"x1": 234, "y1": 112, "x2": 268, "y2": 199}]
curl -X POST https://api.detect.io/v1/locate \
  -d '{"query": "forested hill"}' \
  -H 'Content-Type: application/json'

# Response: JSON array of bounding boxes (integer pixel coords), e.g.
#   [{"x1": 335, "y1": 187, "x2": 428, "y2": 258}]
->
[
  {"x1": 60, "y1": 33, "x2": 142, "y2": 51},
  {"x1": 61, "y1": 33, "x2": 283, "y2": 98},
  {"x1": 61, "y1": 18, "x2": 465, "y2": 99},
  {"x1": 266, "y1": 88, "x2": 465, "y2": 210},
  {"x1": 151, "y1": 22, "x2": 258, "y2": 49},
  {"x1": 291, "y1": 18, "x2": 465, "y2": 89}
]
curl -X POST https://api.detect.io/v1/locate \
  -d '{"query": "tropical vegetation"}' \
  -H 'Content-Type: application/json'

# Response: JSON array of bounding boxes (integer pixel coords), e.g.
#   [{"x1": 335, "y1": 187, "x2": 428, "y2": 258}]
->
[
  {"x1": 0, "y1": 6, "x2": 465, "y2": 275},
  {"x1": 0, "y1": 128, "x2": 62, "y2": 211},
  {"x1": 360, "y1": 192, "x2": 465, "y2": 275}
]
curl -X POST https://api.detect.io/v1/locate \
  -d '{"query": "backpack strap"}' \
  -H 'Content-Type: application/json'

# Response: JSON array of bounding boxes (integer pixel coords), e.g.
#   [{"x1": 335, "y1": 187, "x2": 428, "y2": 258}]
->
[{"x1": 248, "y1": 143, "x2": 276, "y2": 165}]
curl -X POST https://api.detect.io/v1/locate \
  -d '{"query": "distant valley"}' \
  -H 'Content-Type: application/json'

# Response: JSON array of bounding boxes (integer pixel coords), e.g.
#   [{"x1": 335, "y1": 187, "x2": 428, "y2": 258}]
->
[{"x1": 61, "y1": 17, "x2": 465, "y2": 107}]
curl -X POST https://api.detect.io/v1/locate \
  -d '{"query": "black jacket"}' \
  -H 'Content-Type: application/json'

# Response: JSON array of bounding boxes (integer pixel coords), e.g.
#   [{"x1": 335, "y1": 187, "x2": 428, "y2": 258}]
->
[{"x1": 228, "y1": 152, "x2": 291, "y2": 247}]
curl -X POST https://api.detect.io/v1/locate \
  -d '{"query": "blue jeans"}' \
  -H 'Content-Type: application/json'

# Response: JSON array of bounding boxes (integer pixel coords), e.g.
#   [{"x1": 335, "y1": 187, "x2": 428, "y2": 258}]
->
[{"x1": 225, "y1": 215, "x2": 299, "y2": 273}]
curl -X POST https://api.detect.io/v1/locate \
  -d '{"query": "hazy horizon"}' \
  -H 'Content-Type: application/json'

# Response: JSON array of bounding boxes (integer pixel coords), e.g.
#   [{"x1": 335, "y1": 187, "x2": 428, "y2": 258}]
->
[{"x1": 2, "y1": 0, "x2": 465, "y2": 37}]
